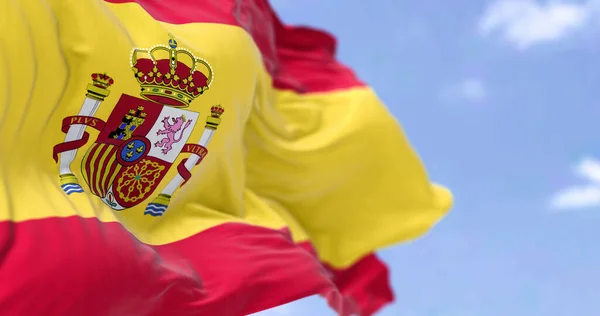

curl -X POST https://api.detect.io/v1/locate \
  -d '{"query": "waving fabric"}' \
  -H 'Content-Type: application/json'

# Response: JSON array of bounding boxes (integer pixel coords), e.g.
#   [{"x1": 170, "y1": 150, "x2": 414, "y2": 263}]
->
[{"x1": 0, "y1": 0, "x2": 452, "y2": 315}]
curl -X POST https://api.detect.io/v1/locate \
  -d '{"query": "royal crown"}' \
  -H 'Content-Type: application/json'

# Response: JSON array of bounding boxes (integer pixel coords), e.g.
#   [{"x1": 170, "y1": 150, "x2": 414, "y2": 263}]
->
[
  {"x1": 210, "y1": 105, "x2": 224, "y2": 118},
  {"x1": 91, "y1": 73, "x2": 114, "y2": 89},
  {"x1": 205, "y1": 105, "x2": 224, "y2": 130},
  {"x1": 130, "y1": 35, "x2": 214, "y2": 108},
  {"x1": 86, "y1": 73, "x2": 115, "y2": 101}
]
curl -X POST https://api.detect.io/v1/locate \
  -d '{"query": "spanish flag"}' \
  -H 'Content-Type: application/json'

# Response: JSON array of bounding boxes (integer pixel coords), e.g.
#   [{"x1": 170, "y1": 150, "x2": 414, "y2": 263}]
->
[{"x1": 0, "y1": 0, "x2": 452, "y2": 315}]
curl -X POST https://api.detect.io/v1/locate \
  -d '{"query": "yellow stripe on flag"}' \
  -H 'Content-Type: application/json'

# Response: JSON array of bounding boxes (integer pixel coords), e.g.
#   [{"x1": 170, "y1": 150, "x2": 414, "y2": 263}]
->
[{"x1": 246, "y1": 87, "x2": 453, "y2": 267}]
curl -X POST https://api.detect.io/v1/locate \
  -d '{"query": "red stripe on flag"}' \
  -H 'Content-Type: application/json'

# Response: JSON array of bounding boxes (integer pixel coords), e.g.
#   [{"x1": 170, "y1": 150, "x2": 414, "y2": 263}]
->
[
  {"x1": 326, "y1": 254, "x2": 394, "y2": 316},
  {"x1": 104, "y1": 0, "x2": 365, "y2": 93},
  {"x1": 82, "y1": 143, "x2": 102, "y2": 196},
  {"x1": 102, "y1": 146, "x2": 120, "y2": 194},
  {"x1": 0, "y1": 217, "x2": 342, "y2": 316},
  {"x1": 297, "y1": 242, "x2": 394, "y2": 316}
]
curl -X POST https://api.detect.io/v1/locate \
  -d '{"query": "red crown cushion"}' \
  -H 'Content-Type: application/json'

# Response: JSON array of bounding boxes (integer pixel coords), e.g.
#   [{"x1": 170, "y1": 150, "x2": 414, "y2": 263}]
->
[{"x1": 133, "y1": 58, "x2": 209, "y2": 105}]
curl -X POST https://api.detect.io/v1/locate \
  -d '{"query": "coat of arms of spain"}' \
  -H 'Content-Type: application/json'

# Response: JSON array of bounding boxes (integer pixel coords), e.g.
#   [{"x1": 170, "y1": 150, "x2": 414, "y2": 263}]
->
[{"x1": 52, "y1": 35, "x2": 223, "y2": 217}]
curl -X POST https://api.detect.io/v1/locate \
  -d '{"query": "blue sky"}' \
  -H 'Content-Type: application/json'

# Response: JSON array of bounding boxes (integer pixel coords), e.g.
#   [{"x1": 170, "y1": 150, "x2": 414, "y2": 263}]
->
[{"x1": 255, "y1": 0, "x2": 600, "y2": 315}]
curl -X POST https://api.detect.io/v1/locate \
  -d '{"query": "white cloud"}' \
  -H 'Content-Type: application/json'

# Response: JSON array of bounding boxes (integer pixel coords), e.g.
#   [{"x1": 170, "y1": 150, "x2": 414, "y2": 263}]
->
[
  {"x1": 550, "y1": 157, "x2": 600, "y2": 210},
  {"x1": 459, "y1": 79, "x2": 487, "y2": 101},
  {"x1": 479, "y1": 0, "x2": 595, "y2": 49},
  {"x1": 440, "y1": 78, "x2": 487, "y2": 103},
  {"x1": 574, "y1": 157, "x2": 600, "y2": 182}
]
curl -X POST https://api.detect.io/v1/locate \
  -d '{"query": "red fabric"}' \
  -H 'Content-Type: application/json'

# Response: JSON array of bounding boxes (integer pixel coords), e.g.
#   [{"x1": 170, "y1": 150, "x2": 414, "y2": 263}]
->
[
  {"x1": 0, "y1": 217, "x2": 342, "y2": 316},
  {"x1": 0, "y1": 215, "x2": 393, "y2": 316},
  {"x1": 298, "y1": 243, "x2": 394, "y2": 316},
  {"x1": 327, "y1": 254, "x2": 395, "y2": 316},
  {"x1": 104, "y1": 0, "x2": 366, "y2": 93}
]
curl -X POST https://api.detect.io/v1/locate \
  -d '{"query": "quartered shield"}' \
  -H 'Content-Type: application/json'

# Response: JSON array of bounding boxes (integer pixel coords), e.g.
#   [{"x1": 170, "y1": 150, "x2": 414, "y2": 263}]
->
[{"x1": 81, "y1": 94, "x2": 199, "y2": 210}]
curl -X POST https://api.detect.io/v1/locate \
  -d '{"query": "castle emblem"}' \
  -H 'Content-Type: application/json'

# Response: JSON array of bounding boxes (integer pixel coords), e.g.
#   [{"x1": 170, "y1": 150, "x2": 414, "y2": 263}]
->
[{"x1": 52, "y1": 35, "x2": 223, "y2": 216}]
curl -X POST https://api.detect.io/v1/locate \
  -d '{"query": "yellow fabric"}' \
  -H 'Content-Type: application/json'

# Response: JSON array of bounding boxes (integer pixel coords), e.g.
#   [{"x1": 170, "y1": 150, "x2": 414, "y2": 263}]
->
[
  {"x1": 246, "y1": 88, "x2": 452, "y2": 267},
  {"x1": 1, "y1": 0, "x2": 452, "y2": 269},
  {"x1": 0, "y1": 1, "x2": 266, "y2": 239}
]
